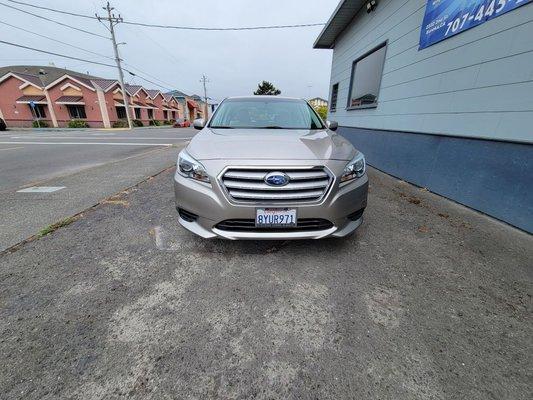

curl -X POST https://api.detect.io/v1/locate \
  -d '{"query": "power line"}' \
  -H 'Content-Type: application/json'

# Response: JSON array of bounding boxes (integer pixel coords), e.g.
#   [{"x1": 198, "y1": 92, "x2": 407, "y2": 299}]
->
[
  {"x1": 0, "y1": 39, "x2": 189, "y2": 94},
  {"x1": 6, "y1": 0, "x2": 325, "y2": 31},
  {"x1": 124, "y1": 70, "x2": 171, "y2": 91},
  {"x1": 122, "y1": 21, "x2": 326, "y2": 31},
  {"x1": 123, "y1": 64, "x2": 187, "y2": 93},
  {"x1": 0, "y1": 1, "x2": 109, "y2": 39},
  {"x1": 0, "y1": 20, "x2": 114, "y2": 60},
  {"x1": 7, "y1": 0, "x2": 97, "y2": 19},
  {"x1": 0, "y1": 40, "x2": 118, "y2": 68}
]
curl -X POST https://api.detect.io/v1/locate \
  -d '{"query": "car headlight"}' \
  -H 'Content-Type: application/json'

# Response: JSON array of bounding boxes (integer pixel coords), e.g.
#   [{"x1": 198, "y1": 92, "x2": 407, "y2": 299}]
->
[
  {"x1": 340, "y1": 152, "x2": 365, "y2": 184},
  {"x1": 177, "y1": 150, "x2": 210, "y2": 183}
]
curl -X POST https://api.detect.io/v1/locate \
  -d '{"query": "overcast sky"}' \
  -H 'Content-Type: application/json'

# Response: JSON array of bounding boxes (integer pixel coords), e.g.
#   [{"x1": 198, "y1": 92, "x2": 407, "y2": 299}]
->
[{"x1": 0, "y1": 0, "x2": 339, "y2": 101}]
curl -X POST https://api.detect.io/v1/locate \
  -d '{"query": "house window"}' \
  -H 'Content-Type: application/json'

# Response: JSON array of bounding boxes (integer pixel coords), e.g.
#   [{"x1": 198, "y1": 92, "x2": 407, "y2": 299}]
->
[
  {"x1": 29, "y1": 104, "x2": 46, "y2": 119},
  {"x1": 116, "y1": 106, "x2": 126, "y2": 119},
  {"x1": 347, "y1": 42, "x2": 387, "y2": 109},
  {"x1": 134, "y1": 108, "x2": 141, "y2": 119},
  {"x1": 172, "y1": 111, "x2": 176, "y2": 120},
  {"x1": 66, "y1": 105, "x2": 87, "y2": 119},
  {"x1": 148, "y1": 108, "x2": 154, "y2": 119},
  {"x1": 163, "y1": 110, "x2": 168, "y2": 120},
  {"x1": 330, "y1": 83, "x2": 339, "y2": 112}
]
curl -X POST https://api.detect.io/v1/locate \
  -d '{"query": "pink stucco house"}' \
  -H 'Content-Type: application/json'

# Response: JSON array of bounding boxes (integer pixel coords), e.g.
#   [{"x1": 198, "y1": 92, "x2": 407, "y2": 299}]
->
[{"x1": 0, "y1": 66, "x2": 185, "y2": 128}]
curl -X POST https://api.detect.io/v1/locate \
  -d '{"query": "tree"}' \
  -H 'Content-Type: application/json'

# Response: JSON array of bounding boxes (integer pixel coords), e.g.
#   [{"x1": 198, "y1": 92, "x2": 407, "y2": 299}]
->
[
  {"x1": 253, "y1": 81, "x2": 281, "y2": 95},
  {"x1": 315, "y1": 105, "x2": 328, "y2": 121}
]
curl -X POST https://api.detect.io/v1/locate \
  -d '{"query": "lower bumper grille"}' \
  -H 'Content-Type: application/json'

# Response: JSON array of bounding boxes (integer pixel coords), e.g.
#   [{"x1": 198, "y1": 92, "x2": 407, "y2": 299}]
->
[
  {"x1": 347, "y1": 208, "x2": 365, "y2": 221},
  {"x1": 215, "y1": 218, "x2": 333, "y2": 232},
  {"x1": 177, "y1": 207, "x2": 198, "y2": 222}
]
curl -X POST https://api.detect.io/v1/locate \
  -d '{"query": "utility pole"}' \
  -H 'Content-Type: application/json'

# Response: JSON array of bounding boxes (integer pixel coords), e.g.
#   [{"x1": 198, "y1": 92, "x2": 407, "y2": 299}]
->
[
  {"x1": 200, "y1": 74, "x2": 209, "y2": 121},
  {"x1": 96, "y1": 2, "x2": 132, "y2": 129}
]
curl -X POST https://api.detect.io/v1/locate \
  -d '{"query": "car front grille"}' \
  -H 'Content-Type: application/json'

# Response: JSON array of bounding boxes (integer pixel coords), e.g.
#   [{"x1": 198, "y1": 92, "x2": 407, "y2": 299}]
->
[
  {"x1": 220, "y1": 167, "x2": 332, "y2": 204},
  {"x1": 215, "y1": 218, "x2": 333, "y2": 232}
]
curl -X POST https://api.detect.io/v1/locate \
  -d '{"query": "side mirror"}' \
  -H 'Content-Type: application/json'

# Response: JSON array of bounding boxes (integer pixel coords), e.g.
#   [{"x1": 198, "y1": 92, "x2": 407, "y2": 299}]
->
[
  {"x1": 193, "y1": 118, "x2": 205, "y2": 130},
  {"x1": 327, "y1": 120, "x2": 338, "y2": 131}
]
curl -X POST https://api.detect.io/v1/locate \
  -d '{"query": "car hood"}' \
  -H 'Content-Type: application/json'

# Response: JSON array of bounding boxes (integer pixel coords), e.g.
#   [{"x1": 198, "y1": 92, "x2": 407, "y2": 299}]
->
[{"x1": 186, "y1": 128, "x2": 357, "y2": 161}]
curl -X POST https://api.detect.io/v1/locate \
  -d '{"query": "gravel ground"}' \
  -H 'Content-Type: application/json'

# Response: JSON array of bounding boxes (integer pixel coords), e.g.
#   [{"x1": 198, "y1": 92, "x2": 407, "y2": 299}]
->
[{"x1": 0, "y1": 167, "x2": 531, "y2": 399}]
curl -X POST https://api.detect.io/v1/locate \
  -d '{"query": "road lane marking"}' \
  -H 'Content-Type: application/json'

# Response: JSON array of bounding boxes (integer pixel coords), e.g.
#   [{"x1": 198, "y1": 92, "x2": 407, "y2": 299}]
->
[
  {"x1": 17, "y1": 186, "x2": 66, "y2": 193},
  {"x1": 0, "y1": 146, "x2": 24, "y2": 151},
  {"x1": 0, "y1": 141, "x2": 175, "y2": 146},
  {"x1": 2, "y1": 146, "x2": 174, "y2": 195}
]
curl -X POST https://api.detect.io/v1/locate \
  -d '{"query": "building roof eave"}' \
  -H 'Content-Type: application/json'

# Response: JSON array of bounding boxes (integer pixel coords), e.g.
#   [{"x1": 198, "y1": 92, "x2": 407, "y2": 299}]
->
[{"x1": 313, "y1": 0, "x2": 366, "y2": 49}]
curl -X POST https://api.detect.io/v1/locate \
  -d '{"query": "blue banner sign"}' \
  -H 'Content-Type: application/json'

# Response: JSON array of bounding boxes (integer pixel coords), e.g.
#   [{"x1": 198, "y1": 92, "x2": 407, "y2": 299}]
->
[{"x1": 419, "y1": 0, "x2": 532, "y2": 49}]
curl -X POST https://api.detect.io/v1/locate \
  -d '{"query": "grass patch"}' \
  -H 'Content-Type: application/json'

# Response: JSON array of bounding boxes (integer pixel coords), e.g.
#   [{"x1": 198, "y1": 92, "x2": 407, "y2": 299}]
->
[
  {"x1": 39, "y1": 217, "x2": 76, "y2": 237},
  {"x1": 102, "y1": 199, "x2": 129, "y2": 207}
]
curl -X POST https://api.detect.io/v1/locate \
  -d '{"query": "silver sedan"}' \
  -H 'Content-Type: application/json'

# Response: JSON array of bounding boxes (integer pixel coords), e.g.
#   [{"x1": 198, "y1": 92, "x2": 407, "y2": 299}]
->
[{"x1": 174, "y1": 96, "x2": 368, "y2": 240}]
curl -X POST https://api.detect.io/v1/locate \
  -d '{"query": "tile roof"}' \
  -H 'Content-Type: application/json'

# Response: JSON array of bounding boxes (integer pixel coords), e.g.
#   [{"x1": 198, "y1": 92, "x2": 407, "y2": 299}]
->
[
  {"x1": 91, "y1": 79, "x2": 119, "y2": 91},
  {"x1": 124, "y1": 84, "x2": 143, "y2": 96},
  {"x1": 187, "y1": 99, "x2": 199, "y2": 108},
  {"x1": 132, "y1": 100, "x2": 149, "y2": 108},
  {"x1": 0, "y1": 65, "x2": 98, "y2": 87},
  {"x1": 145, "y1": 89, "x2": 161, "y2": 99},
  {"x1": 12, "y1": 72, "x2": 44, "y2": 87},
  {"x1": 70, "y1": 75, "x2": 94, "y2": 87},
  {"x1": 55, "y1": 96, "x2": 84, "y2": 104},
  {"x1": 166, "y1": 89, "x2": 188, "y2": 97},
  {"x1": 16, "y1": 95, "x2": 46, "y2": 103},
  {"x1": 309, "y1": 97, "x2": 328, "y2": 102}
]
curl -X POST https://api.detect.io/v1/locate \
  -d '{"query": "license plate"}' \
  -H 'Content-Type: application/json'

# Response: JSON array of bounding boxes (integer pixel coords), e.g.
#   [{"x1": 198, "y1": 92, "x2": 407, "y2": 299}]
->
[{"x1": 256, "y1": 208, "x2": 297, "y2": 227}]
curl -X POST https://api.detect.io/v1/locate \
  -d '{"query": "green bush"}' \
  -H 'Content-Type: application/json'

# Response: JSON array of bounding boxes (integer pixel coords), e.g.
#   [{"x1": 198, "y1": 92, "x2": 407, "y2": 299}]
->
[
  {"x1": 132, "y1": 119, "x2": 143, "y2": 127},
  {"x1": 32, "y1": 120, "x2": 49, "y2": 128},
  {"x1": 163, "y1": 120, "x2": 172, "y2": 125},
  {"x1": 68, "y1": 119, "x2": 89, "y2": 128},
  {"x1": 149, "y1": 119, "x2": 162, "y2": 126},
  {"x1": 112, "y1": 120, "x2": 129, "y2": 128}
]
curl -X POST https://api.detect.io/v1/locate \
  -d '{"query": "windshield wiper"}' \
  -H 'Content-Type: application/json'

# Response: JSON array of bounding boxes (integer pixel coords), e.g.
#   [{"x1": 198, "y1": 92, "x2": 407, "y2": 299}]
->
[{"x1": 263, "y1": 126, "x2": 284, "y2": 129}]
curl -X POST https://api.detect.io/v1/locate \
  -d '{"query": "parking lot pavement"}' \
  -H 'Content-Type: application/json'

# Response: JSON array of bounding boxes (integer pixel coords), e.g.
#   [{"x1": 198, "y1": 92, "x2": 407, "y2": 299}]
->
[
  {"x1": 1, "y1": 167, "x2": 531, "y2": 399},
  {"x1": 0, "y1": 127, "x2": 195, "y2": 251}
]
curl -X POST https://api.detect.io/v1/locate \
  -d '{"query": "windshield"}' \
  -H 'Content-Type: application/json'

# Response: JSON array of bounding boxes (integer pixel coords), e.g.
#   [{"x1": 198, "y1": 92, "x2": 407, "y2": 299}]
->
[{"x1": 209, "y1": 99, "x2": 325, "y2": 129}]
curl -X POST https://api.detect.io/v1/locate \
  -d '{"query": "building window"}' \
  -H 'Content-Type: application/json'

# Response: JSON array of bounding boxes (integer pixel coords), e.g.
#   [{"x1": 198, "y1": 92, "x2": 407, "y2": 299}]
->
[
  {"x1": 134, "y1": 108, "x2": 141, "y2": 119},
  {"x1": 330, "y1": 83, "x2": 339, "y2": 112},
  {"x1": 172, "y1": 111, "x2": 176, "y2": 120},
  {"x1": 116, "y1": 106, "x2": 126, "y2": 119},
  {"x1": 148, "y1": 108, "x2": 154, "y2": 119},
  {"x1": 163, "y1": 110, "x2": 168, "y2": 120},
  {"x1": 347, "y1": 42, "x2": 387, "y2": 109},
  {"x1": 29, "y1": 104, "x2": 46, "y2": 119},
  {"x1": 66, "y1": 105, "x2": 87, "y2": 119}
]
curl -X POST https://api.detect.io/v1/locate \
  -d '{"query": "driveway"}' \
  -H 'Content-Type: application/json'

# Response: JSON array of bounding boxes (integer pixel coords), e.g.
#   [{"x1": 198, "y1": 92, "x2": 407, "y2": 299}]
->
[{"x1": 0, "y1": 167, "x2": 531, "y2": 399}]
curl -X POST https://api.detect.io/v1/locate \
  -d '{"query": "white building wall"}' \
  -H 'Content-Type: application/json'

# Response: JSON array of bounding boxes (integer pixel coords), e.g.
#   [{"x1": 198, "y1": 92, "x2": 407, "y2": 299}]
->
[{"x1": 328, "y1": 0, "x2": 533, "y2": 143}]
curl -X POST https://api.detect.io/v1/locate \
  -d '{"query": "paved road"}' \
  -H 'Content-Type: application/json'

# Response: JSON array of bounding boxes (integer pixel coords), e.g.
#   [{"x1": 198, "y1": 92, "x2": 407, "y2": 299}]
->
[
  {"x1": 0, "y1": 127, "x2": 195, "y2": 250},
  {"x1": 1, "y1": 167, "x2": 531, "y2": 399}
]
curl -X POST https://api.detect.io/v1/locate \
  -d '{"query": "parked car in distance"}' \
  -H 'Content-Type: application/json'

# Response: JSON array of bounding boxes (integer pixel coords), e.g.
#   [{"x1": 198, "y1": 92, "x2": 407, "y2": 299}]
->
[
  {"x1": 0, "y1": 118, "x2": 6, "y2": 131},
  {"x1": 174, "y1": 96, "x2": 368, "y2": 240},
  {"x1": 173, "y1": 118, "x2": 190, "y2": 128}
]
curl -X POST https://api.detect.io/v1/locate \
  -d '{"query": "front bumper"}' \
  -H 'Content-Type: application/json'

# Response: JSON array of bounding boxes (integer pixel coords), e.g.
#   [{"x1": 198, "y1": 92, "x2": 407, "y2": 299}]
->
[{"x1": 173, "y1": 159, "x2": 368, "y2": 240}]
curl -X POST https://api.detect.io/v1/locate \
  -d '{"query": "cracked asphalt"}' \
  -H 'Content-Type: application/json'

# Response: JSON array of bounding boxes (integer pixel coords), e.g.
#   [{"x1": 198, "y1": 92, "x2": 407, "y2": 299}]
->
[{"x1": 0, "y1": 167, "x2": 531, "y2": 399}]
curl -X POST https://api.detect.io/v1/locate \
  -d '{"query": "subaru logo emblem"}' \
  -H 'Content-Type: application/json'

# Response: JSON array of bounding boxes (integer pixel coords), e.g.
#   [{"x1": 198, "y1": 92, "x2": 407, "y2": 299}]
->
[{"x1": 264, "y1": 172, "x2": 290, "y2": 187}]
